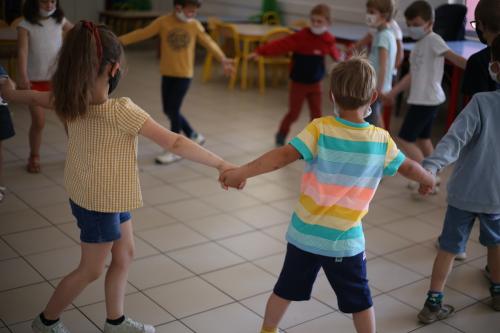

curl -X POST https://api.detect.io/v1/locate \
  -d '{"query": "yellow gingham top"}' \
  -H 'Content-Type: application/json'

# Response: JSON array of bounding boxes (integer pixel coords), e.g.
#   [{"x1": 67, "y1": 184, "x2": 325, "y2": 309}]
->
[{"x1": 64, "y1": 97, "x2": 150, "y2": 212}]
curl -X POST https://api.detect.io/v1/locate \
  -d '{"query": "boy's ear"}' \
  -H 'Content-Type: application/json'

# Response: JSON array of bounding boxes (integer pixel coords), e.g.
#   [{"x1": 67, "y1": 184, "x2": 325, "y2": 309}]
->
[
  {"x1": 329, "y1": 90, "x2": 335, "y2": 103},
  {"x1": 110, "y1": 63, "x2": 120, "y2": 77},
  {"x1": 370, "y1": 90, "x2": 378, "y2": 105}
]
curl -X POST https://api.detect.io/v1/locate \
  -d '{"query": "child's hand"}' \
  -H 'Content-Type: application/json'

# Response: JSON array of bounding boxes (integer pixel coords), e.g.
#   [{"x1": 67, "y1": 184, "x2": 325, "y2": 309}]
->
[
  {"x1": 0, "y1": 78, "x2": 16, "y2": 99},
  {"x1": 17, "y1": 77, "x2": 30, "y2": 90},
  {"x1": 220, "y1": 167, "x2": 247, "y2": 190},
  {"x1": 222, "y1": 58, "x2": 236, "y2": 77},
  {"x1": 418, "y1": 171, "x2": 436, "y2": 195},
  {"x1": 248, "y1": 52, "x2": 260, "y2": 61},
  {"x1": 217, "y1": 162, "x2": 245, "y2": 190}
]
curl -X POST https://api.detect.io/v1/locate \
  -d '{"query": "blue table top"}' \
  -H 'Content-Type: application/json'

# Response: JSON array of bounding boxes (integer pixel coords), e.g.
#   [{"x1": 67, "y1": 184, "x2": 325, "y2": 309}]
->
[{"x1": 404, "y1": 39, "x2": 486, "y2": 59}]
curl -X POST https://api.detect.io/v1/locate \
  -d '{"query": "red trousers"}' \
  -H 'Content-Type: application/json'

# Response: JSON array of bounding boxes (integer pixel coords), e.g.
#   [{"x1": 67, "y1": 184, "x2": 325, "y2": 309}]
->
[{"x1": 278, "y1": 81, "x2": 322, "y2": 136}]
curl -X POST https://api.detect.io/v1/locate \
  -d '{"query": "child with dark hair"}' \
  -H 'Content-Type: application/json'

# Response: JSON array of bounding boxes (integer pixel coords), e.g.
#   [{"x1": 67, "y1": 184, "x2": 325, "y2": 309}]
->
[
  {"x1": 249, "y1": 3, "x2": 341, "y2": 146},
  {"x1": 2, "y1": 21, "x2": 237, "y2": 333},
  {"x1": 17, "y1": 0, "x2": 73, "y2": 173},
  {"x1": 416, "y1": 34, "x2": 500, "y2": 324},
  {"x1": 0, "y1": 65, "x2": 14, "y2": 203},
  {"x1": 119, "y1": 0, "x2": 234, "y2": 164}
]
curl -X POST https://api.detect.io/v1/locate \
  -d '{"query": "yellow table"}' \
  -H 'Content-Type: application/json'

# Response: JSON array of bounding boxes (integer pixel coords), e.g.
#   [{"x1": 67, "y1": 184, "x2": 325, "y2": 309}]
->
[
  {"x1": 0, "y1": 27, "x2": 17, "y2": 77},
  {"x1": 232, "y1": 23, "x2": 284, "y2": 90}
]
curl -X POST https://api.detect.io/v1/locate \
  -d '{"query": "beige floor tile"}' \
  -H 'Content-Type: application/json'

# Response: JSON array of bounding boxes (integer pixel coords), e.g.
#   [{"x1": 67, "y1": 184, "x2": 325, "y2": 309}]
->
[
  {"x1": 202, "y1": 263, "x2": 276, "y2": 300},
  {"x1": 174, "y1": 178, "x2": 224, "y2": 197},
  {"x1": 185, "y1": 214, "x2": 253, "y2": 240},
  {"x1": 148, "y1": 164, "x2": 204, "y2": 184},
  {"x1": 128, "y1": 254, "x2": 192, "y2": 290},
  {"x1": 373, "y1": 295, "x2": 423, "y2": 333},
  {"x1": 241, "y1": 292, "x2": 333, "y2": 329},
  {"x1": 0, "y1": 258, "x2": 44, "y2": 291},
  {"x1": 410, "y1": 322, "x2": 462, "y2": 333},
  {"x1": 155, "y1": 320, "x2": 193, "y2": 333},
  {"x1": 15, "y1": 186, "x2": 68, "y2": 208},
  {"x1": 141, "y1": 184, "x2": 192, "y2": 206},
  {"x1": 415, "y1": 208, "x2": 447, "y2": 228},
  {"x1": 6, "y1": 173, "x2": 55, "y2": 193},
  {"x1": 137, "y1": 223, "x2": 208, "y2": 252},
  {"x1": 130, "y1": 207, "x2": 177, "y2": 232},
  {"x1": 50, "y1": 274, "x2": 137, "y2": 307},
  {"x1": 384, "y1": 244, "x2": 438, "y2": 276},
  {"x1": 381, "y1": 218, "x2": 442, "y2": 243},
  {"x1": 217, "y1": 231, "x2": 285, "y2": 260},
  {"x1": 144, "y1": 277, "x2": 233, "y2": 318},
  {"x1": 378, "y1": 196, "x2": 439, "y2": 217},
  {"x1": 35, "y1": 202, "x2": 73, "y2": 225},
  {"x1": 261, "y1": 223, "x2": 288, "y2": 243},
  {"x1": 181, "y1": 302, "x2": 262, "y2": 333},
  {"x1": 253, "y1": 252, "x2": 286, "y2": 277},
  {"x1": 0, "y1": 210, "x2": 51, "y2": 235},
  {"x1": 169, "y1": 242, "x2": 244, "y2": 274},
  {"x1": 3, "y1": 226, "x2": 76, "y2": 256},
  {"x1": 231, "y1": 204, "x2": 290, "y2": 229},
  {"x1": 156, "y1": 199, "x2": 221, "y2": 221},
  {"x1": 25, "y1": 246, "x2": 81, "y2": 280},
  {"x1": 57, "y1": 222, "x2": 80, "y2": 243},
  {"x1": 138, "y1": 172, "x2": 166, "y2": 189},
  {"x1": 201, "y1": 191, "x2": 260, "y2": 212},
  {"x1": 269, "y1": 198, "x2": 297, "y2": 214},
  {"x1": 9, "y1": 309, "x2": 101, "y2": 333},
  {"x1": 446, "y1": 264, "x2": 491, "y2": 300},
  {"x1": 364, "y1": 228, "x2": 413, "y2": 255},
  {"x1": 243, "y1": 183, "x2": 297, "y2": 202},
  {"x1": 0, "y1": 195, "x2": 30, "y2": 216},
  {"x1": 368, "y1": 258, "x2": 423, "y2": 292},
  {"x1": 80, "y1": 292, "x2": 173, "y2": 329},
  {"x1": 363, "y1": 204, "x2": 406, "y2": 226},
  {"x1": 445, "y1": 302, "x2": 500, "y2": 333},
  {"x1": 0, "y1": 282, "x2": 55, "y2": 325},
  {"x1": 389, "y1": 278, "x2": 476, "y2": 311},
  {"x1": 0, "y1": 238, "x2": 18, "y2": 261},
  {"x1": 286, "y1": 312, "x2": 357, "y2": 333}
]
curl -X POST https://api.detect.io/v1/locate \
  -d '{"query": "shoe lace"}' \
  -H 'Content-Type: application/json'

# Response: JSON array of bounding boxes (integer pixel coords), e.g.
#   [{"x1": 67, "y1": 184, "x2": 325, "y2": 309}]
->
[{"x1": 124, "y1": 318, "x2": 145, "y2": 331}]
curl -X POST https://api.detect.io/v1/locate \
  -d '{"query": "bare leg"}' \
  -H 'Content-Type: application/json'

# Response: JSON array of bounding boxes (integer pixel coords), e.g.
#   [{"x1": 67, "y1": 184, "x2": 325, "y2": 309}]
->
[
  {"x1": 396, "y1": 137, "x2": 425, "y2": 163},
  {"x1": 27, "y1": 105, "x2": 45, "y2": 172},
  {"x1": 353, "y1": 307, "x2": 376, "y2": 333},
  {"x1": 0, "y1": 141, "x2": 3, "y2": 186},
  {"x1": 105, "y1": 221, "x2": 135, "y2": 319},
  {"x1": 488, "y1": 246, "x2": 500, "y2": 284},
  {"x1": 43, "y1": 242, "x2": 112, "y2": 319},
  {"x1": 429, "y1": 250, "x2": 456, "y2": 292},
  {"x1": 261, "y1": 293, "x2": 291, "y2": 332},
  {"x1": 416, "y1": 139, "x2": 434, "y2": 158}
]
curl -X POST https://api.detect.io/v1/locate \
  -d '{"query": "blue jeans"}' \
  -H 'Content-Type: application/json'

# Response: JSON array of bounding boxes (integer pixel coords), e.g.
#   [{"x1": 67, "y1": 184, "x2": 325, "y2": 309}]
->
[{"x1": 161, "y1": 76, "x2": 194, "y2": 136}]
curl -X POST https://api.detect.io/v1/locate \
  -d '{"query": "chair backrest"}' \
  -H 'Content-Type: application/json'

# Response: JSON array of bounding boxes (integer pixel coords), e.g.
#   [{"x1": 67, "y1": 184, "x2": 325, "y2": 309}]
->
[
  {"x1": 215, "y1": 22, "x2": 240, "y2": 58},
  {"x1": 261, "y1": 27, "x2": 293, "y2": 44},
  {"x1": 206, "y1": 16, "x2": 222, "y2": 40},
  {"x1": 262, "y1": 11, "x2": 280, "y2": 25},
  {"x1": 433, "y1": 4, "x2": 467, "y2": 41},
  {"x1": 10, "y1": 16, "x2": 23, "y2": 28},
  {"x1": 290, "y1": 19, "x2": 309, "y2": 30}
]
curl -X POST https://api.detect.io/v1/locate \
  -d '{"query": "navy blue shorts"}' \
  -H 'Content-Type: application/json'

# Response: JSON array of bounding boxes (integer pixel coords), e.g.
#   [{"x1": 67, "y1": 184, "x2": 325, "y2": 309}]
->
[
  {"x1": 438, "y1": 205, "x2": 500, "y2": 254},
  {"x1": 69, "y1": 200, "x2": 131, "y2": 243},
  {"x1": 273, "y1": 243, "x2": 373, "y2": 314},
  {"x1": 398, "y1": 104, "x2": 440, "y2": 142},
  {"x1": 0, "y1": 105, "x2": 15, "y2": 141}
]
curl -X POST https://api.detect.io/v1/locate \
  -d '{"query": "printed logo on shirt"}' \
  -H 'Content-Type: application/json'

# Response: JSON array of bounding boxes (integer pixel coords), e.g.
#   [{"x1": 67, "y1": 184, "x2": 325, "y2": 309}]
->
[
  {"x1": 167, "y1": 28, "x2": 191, "y2": 51},
  {"x1": 313, "y1": 49, "x2": 321, "y2": 55}
]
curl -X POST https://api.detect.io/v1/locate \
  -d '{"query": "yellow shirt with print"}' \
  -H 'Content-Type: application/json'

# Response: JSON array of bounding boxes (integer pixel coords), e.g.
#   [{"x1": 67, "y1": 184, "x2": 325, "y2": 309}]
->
[{"x1": 119, "y1": 13, "x2": 225, "y2": 78}]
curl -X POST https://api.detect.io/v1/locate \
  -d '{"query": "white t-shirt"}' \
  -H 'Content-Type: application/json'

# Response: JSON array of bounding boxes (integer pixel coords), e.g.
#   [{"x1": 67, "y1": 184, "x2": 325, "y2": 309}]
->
[
  {"x1": 369, "y1": 19, "x2": 403, "y2": 41},
  {"x1": 18, "y1": 17, "x2": 67, "y2": 81},
  {"x1": 408, "y1": 32, "x2": 450, "y2": 106}
]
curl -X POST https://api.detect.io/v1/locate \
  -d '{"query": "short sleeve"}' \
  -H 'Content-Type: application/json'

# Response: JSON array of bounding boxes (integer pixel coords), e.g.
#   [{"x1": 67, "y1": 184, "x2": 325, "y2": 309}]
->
[
  {"x1": 289, "y1": 120, "x2": 321, "y2": 162},
  {"x1": 115, "y1": 97, "x2": 150, "y2": 136},
  {"x1": 17, "y1": 19, "x2": 31, "y2": 31},
  {"x1": 383, "y1": 135, "x2": 406, "y2": 176},
  {"x1": 375, "y1": 30, "x2": 392, "y2": 50},
  {"x1": 390, "y1": 20, "x2": 403, "y2": 40},
  {"x1": 430, "y1": 34, "x2": 449, "y2": 56}
]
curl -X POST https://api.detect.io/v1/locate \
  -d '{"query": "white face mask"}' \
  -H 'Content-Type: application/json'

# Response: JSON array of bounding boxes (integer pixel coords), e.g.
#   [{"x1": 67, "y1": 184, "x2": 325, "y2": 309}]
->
[
  {"x1": 40, "y1": 8, "x2": 56, "y2": 17},
  {"x1": 408, "y1": 26, "x2": 427, "y2": 40},
  {"x1": 310, "y1": 26, "x2": 328, "y2": 35},
  {"x1": 489, "y1": 62, "x2": 500, "y2": 83},
  {"x1": 176, "y1": 10, "x2": 193, "y2": 23},
  {"x1": 365, "y1": 14, "x2": 380, "y2": 28}
]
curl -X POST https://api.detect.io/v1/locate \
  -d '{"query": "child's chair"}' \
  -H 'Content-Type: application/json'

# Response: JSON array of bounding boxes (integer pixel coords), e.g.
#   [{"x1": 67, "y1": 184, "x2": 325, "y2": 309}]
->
[
  {"x1": 257, "y1": 27, "x2": 293, "y2": 93},
  {"x1": 290, "y1": 19, "x2": 309, "y2": 29},
  {"x1": 212, "y1": 22, "x2": 241, "y2": 89},
  {"x1": 202, "y1": 17, "x2": 223, "y2": 82},
  {"x1": 10, "y1": 16, "x2": 23, "y2": 28},
  {"x1": 262, "y1": 11, "x2": 280, "y2": 25}
]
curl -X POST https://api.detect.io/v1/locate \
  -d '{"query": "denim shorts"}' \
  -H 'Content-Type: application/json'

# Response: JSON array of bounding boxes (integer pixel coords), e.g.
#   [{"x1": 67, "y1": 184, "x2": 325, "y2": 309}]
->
[
  {"x1": 438, "y1": 205, "x2": 500, "y2": 254},
  {"x1": 273, "y1": 243, "x2": 373, "y2": 314},
  {"x1": 398, "y1": 104, "x2": 440, "y2": 142},
  {"x1": 69, "y1": 200, "x2": 131, "y2": 243}
]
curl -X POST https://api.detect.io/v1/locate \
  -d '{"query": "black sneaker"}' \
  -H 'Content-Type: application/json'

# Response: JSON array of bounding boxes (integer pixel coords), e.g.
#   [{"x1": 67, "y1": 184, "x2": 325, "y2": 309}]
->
[
  {"x1": 491, "y1": 284, "x2": 500, "y2": 311},
  {"x1": 417, "y1": 301, "x2": 455, "y2": 324},
  {"x1": 275, "y1": 133, "x2": 286, "y2": 146}
]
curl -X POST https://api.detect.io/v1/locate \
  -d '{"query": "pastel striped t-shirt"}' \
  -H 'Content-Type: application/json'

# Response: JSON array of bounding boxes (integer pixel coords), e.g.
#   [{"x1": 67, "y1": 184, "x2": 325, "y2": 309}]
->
[{"x1": 288, "y1": 116, "x2": 405, "y2": 258}]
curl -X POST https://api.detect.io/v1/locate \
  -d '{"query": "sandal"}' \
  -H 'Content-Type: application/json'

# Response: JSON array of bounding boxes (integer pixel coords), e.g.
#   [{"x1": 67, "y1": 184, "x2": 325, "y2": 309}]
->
[{"x1": 26, "y1": 154, "x2": 41, "y2": 174}]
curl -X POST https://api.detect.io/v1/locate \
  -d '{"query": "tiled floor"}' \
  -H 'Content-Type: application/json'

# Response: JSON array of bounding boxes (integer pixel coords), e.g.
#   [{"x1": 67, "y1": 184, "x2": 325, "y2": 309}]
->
[{"x1": 0, "y1": 50, "x2": 496, "y2": 333}]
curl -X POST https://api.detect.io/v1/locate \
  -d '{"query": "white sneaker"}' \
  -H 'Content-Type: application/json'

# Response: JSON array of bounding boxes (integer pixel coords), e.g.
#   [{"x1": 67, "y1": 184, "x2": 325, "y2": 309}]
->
[
  {"x1": 191, "y1": 132, "x2": 206, "y2": 145},
  {"x1": 103, "y1": 317, "x2": 155, "y2": 333},
  {"x1": 155, "y1": 152, "x2": 181, "y2": 165},
  {"x1": 32, "y1": 316, "x2": 70, "y2": 333},
  {"x1": 435, "y1": 239, "x2": 467, "y2": 260}
]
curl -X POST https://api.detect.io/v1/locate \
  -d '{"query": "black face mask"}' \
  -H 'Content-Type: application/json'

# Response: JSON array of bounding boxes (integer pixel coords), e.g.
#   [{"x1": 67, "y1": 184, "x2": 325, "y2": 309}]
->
[
  {"x1": 476, "y1": 26, "x2": 487, "y2": 45},
  {"x1": 108, "y1": 68, "x2": 121, "y2": 95}
]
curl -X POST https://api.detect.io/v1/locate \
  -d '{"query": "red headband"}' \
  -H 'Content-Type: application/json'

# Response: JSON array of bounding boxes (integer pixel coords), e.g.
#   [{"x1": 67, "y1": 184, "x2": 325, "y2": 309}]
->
[{"x1": 81, "y1": 20, "x2": 103, "y2": 64}]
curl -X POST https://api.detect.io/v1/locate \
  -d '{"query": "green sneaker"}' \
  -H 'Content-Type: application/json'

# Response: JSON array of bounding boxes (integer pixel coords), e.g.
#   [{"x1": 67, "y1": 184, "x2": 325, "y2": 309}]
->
[
  {"x1": 103, "y1": 317, "x2": 155, "y2": 333},
  {"x1": 31, "y1": 316, "x2": 70, "y2": 333},
  {"x1": 417, "y1": 301, "x2": 455, "y2": 324}
]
